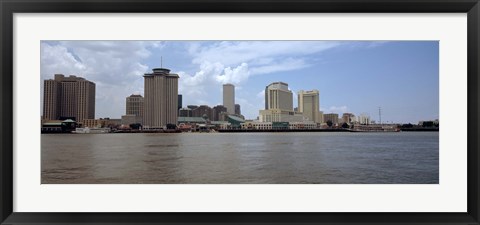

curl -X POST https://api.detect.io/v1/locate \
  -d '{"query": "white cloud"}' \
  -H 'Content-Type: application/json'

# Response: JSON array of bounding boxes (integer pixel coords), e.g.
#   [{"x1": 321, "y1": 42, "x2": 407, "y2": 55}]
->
[
  {"x1": 250, "y1": 58, "x2": 309, "y2": 75},
  {"x1": 189, "y1": 41, "x2": 341, "y2": 66},
  {"x1": 326, "y1": 106, "x2": 350, "y2": 114},
  {"x1": 177, "y1": 41, "x2": 344, "y2": 115},
  {"x1": 216, "y1": 63, "x2": 250, "y2": 84},
  {"x1": 41, "y1": 41, "x2": 375, "y2": 119}
]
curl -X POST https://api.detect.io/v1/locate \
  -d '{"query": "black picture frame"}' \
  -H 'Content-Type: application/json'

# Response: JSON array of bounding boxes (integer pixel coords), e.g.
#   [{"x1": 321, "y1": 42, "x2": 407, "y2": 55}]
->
[{"x1": 1, "y1": 0, "x2": 479, "y2": 224}]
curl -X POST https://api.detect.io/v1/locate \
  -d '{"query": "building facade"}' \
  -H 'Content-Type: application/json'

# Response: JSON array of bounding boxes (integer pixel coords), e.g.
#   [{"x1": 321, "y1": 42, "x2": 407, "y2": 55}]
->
[
  {"x1": 43, "y1": 74, "x2": 95, "y2": 124},
  {"x1": 323, "y1": 113, "x2": 339, "y2": 125},
  {"x1": 126, "y1": 94, "x2": 144, "y2": 117},
  {"x1": 342, "y1": 113, "x2": 355, "y2": 124},
  {"x1": 178, "y1": 94, "x2": 182, "y2": 110},
  {"x1": 259, "y1": 109, "x2": 305, "y2": 122},
  {"x1": 192, "y1": 105, "x2": 213, "y2": 121},
  {"x1": 357, "y1": 113, "x2": 371, "y2": 125},
  {"x1": 213, "y1": 105, "x2": 227, "y2": 121},
  {"x1": 223, "y1": 84, "x2": 235, "y2": 114},
  {"x1": 143, "y1": 68, "x2": 179, "y2": 129},
  {"x1": 121, "y1": 114, "x2": 143, "y2": 126},
  {"x1": 298, "y1": 90, "x2": 321, "y2": 123},
  {"x1": 235, "y1": 104, "x2": 241, "y2": 115},
  {"x1": 264, "y1": 82, "x2": 293, "y2": 111},
  {"x1": 178, "y1": 108, "x2": 193, "y2": 117},
  {"x1": 260, "y1": 82, "x2": 303, "y2": 122}
]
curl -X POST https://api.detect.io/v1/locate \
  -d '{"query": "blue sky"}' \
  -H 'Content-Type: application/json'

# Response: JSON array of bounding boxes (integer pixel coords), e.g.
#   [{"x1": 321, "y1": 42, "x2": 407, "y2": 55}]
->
[{"x1": 41, "y1": 41, "x2": 438, "y2": 123}]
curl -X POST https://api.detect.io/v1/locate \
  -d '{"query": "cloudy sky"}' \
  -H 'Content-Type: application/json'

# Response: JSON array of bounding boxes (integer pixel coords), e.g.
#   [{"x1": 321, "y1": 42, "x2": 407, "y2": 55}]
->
[{"x1": 41, "y1": 41, "x2": 438, "y2": 123}]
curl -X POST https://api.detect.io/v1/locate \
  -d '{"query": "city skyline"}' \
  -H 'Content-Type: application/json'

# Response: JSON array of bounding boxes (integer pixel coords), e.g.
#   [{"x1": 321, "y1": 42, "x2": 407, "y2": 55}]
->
[{"x1": 40, "y1": 41, "x2": 439, "y2": 123}]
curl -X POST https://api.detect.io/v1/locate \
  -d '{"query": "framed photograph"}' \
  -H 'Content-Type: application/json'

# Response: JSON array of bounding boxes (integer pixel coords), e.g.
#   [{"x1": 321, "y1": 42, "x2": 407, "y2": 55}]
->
[{"x1": 1, "y1": 0, "x2": 479, "y2": 224}]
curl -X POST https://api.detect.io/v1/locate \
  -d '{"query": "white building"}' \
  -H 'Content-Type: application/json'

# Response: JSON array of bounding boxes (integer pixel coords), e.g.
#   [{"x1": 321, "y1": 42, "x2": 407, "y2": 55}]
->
[
  {"x1": 289, "y1": 121, "x2": 317, "y2": 130},
  {"x1": 260, "y1": 82, "x2": 306, "y2": 122},
  {"x1": 259, "y1": 109, "x2": 305, "y2": 123},
  {"x1": 264, "y1": 82, "x2": 293, "y2": 111},
  {"x1": 298, "y1": 90, "x2": 321, "y2": 123},
  {"x1": 357, "y1": 113, "x2": 371, "y2": 125}
]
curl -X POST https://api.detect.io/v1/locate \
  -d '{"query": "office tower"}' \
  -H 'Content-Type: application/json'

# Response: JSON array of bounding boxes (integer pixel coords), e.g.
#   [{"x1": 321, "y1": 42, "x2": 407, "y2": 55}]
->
[
  {"x1": 213, "y1": 105, "x2": 228, "y2": 121},
  {"x1": 235, "y1": 104, "x2": 241, "y2": 115},
  {"x1": 178, "y1": 94, "x2": 182, "y2": 110},
  {"x1": 223, "y1": 84, "x2": 235, "y2": 114},
  {"x1": 259, "y1": 82, "x2": 305, "y2": 122},
  {"x1": 143, "y1": 67, "x2": 179, "y2": 129},
  {"x1": 264, "y1": 82, "x2": 293, "y2": 111},
  {"x1": 43, "y1": 74, "x2": 95, "y2": 123},
  {"x1": 298, "y1": 90, "x2": 321, "y2": 123},
  {"x1": 126, "y1": 94, "x2": 144, "y2": 117}
]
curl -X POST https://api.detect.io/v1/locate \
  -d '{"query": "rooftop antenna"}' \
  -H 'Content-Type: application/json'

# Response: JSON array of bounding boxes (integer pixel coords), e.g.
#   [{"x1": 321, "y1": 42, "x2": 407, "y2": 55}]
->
[{"x1": 161, "y1": 56, "x2": 163, "y2": 68}]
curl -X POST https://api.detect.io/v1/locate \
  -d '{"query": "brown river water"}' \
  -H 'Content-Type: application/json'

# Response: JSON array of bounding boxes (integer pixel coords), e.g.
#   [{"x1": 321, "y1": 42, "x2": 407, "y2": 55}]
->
[{"x1": 41, "y1": 132, "x2": 439, "y2": 184}]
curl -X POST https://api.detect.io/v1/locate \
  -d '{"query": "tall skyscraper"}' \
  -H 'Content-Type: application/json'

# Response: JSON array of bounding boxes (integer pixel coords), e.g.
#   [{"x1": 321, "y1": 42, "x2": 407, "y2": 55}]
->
[
  {"x1": 259, "y1": 82, "x2": 304, "y2": 123},
  {"x1": 298, "y1": 90, "x2": 321, "y2": 123},
  {"x1": 43, "y1": 74, "x2": 95, "y2": 123},
  {"x1": 143, "y1": 67, "x2": 179, "y2": 129},
  {"x1": 223, "y1": 84, "x2": 235, "y2": 114},
  {"x1": 126, "y1": 94, "x2": 144, "y2": 117},
  {"x1": 178, "y1": 94, "x2": 183, "y2": 110},
  {"x1": 264, "y1": 82, "x2": 293, "y2": 111}
]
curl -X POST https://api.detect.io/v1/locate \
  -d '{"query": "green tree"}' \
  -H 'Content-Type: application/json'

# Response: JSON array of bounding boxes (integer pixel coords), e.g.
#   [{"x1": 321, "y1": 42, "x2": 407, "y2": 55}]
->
[
  {"x1": 341, "y1": 123, "x2": 349, "y2": 129},
  {"x1": 326, "y1": 120, "x2": 333, "y2": 127}
]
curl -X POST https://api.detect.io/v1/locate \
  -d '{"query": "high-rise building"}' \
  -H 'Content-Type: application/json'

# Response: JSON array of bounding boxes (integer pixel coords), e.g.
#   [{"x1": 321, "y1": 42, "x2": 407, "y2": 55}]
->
[
  {"x1": 235, "y1": 104, "x2": 241, "y2": 115},
  {"x1": 260, "y1": 82, "x2": 304, "y2": 123},
  {"x1": 143, "y1": 67, "x2": 179, "y2": 129},
  {"x1": 223, "y1": 84, "x2": 235, "y2": 114},
  {"x1": 213, "y1": 105, "x2": 227, "y2": 121},
  {"x1": 122, "y1": 94, "x2": 144, "y2": 126},
  {"x1": 43, "y1": 74, "x2": 95, "y2": 124},
  {"x1": 126, "y1": 94, "x2": 144, "y2": 117},
  {"x1": 264, "y1": 82, "x2": 293, "y2": 111},
  {"x1": 178, "y1": 94, "x2": 182, "y2": 110},
  {"x1": 298, "y1": 90, "x2": 321, "y2": 123}
]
